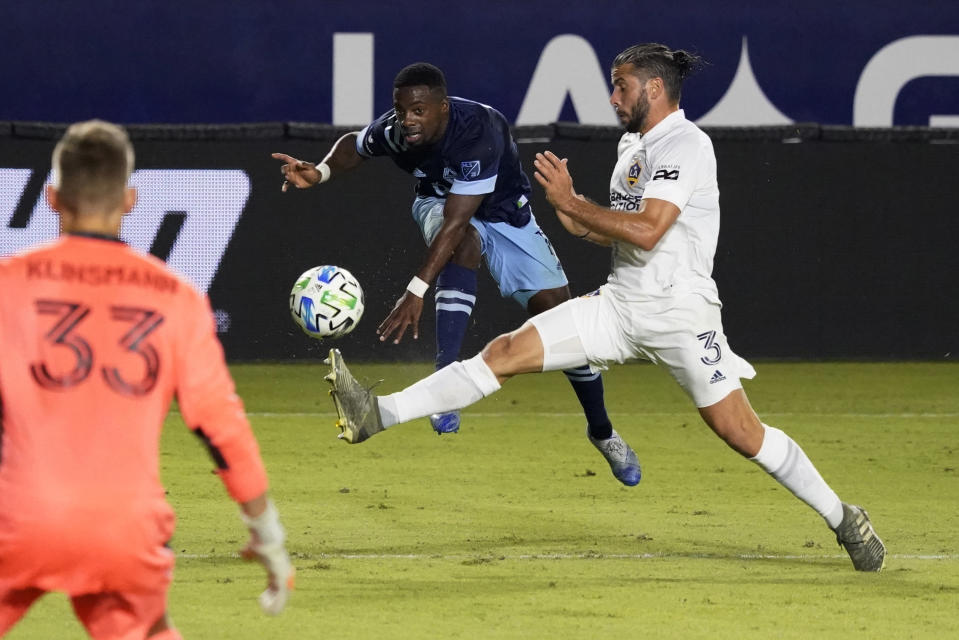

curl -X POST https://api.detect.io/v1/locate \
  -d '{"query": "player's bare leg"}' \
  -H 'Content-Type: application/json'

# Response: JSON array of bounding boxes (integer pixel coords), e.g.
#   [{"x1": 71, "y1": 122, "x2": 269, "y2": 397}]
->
[
  {"x1": 699, "y1": 389, "x2": 885, "y2": 571},
  {"x1": 479, "y1": 322, "x2": 548, "y2": 378},
  {"x1": 697, "y1": 388, "x2": 764, "y2": 457}
]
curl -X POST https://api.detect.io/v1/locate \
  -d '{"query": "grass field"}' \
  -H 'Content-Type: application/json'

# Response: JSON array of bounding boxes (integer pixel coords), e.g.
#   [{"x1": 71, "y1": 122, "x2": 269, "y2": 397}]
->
[{"x1": 8, "y1": 361, "x2": 958, "y2": 639}]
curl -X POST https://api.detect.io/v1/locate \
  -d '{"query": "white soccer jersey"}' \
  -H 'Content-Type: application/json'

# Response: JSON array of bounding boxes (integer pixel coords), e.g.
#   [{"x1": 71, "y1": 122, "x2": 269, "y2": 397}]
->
[{"x1": 605, "y1": 109, "x2": 721, "y2": 311}]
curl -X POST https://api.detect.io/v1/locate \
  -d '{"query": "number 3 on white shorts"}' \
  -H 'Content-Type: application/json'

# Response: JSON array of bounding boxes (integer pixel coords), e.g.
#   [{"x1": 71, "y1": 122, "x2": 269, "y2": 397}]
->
[{"x1": 697, "y1": 330, "x2": 723, "y2": 365}]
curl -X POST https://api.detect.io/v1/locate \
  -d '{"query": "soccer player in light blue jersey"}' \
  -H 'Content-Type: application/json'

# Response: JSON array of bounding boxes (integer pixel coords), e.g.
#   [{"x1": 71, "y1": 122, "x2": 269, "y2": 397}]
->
[{"x1": 273, "y1": 63, "x2": 639, "y2": 485}]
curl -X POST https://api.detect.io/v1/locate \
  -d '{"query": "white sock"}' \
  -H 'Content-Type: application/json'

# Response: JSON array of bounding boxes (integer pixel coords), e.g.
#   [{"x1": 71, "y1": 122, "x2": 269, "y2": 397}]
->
[
  {"x1": 751, "y1": 424, "x2": 845, "y2": 529},
  {"x1": 380, "y1": 354, "x2": 501, "y2": 425}
]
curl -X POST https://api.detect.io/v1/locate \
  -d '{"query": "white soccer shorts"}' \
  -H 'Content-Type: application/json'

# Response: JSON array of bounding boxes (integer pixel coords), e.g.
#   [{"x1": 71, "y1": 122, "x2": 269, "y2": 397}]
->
[{"x1": 528, "y1": 287, "x2": 756, "y2": 408}]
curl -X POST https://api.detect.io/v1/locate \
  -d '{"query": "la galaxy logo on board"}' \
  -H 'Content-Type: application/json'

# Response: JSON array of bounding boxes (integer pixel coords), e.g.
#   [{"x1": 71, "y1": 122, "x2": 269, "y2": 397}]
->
[{"x1": 627, "y1": 160, "x2": 641, "y2": 187}]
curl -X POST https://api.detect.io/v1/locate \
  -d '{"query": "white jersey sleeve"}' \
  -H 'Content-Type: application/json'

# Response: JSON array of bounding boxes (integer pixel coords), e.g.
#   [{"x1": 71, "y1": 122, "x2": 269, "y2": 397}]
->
[{"x1": 639, "y1": 129, "x2": 707, "y2": 211}]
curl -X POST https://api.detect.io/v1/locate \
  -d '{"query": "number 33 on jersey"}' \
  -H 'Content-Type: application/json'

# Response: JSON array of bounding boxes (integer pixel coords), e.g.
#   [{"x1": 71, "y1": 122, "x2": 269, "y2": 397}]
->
[{"x1": 30, "y1": 300, "x2": 164, "y2": 396}]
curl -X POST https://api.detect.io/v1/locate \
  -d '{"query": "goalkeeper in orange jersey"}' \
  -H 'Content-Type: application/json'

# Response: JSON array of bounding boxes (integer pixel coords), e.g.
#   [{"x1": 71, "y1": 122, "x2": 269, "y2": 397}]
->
[{"x1": 0, "y1": 120, "x2": 293, "y2": 639}]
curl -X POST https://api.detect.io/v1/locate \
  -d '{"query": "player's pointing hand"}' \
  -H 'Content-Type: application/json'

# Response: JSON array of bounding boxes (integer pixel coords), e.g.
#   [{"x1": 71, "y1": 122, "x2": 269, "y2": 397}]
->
[{"x1": 272, "y1": 153, "x2": 322, "y2": 192}]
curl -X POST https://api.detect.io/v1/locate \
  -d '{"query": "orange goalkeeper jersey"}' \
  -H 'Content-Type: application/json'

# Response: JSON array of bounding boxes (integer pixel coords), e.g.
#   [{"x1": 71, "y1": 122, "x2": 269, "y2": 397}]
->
[{"x1": 0, "y1": 233, "x2": 268, "y2": 594}]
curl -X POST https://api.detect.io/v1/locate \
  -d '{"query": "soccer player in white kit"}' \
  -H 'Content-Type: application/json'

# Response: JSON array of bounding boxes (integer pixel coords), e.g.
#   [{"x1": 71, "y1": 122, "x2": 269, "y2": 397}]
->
[{"x1": 325, "y1": 43, "x2": 885, "y2": 571}]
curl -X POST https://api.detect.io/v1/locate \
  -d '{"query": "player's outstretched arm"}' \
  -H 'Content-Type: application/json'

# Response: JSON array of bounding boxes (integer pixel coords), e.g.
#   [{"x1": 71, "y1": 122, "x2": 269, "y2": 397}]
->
[
  {"x1": 240, "y1": 493, "x2": 295, "y2": 615},
  {"x1": 272, "y1": 132, "x2": 365, "y2": 192},
  {"x1": 377, "y1": 192, "x2": 484, "y2": 344},
  {"x1": 173, "y1": 289, "x2": 294, "y2": 613}
]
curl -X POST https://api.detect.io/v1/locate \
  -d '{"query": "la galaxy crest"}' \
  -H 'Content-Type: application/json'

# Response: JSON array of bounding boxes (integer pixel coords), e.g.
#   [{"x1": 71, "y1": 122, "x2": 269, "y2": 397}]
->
[{"x1": 627, "y1": 160, "x2": 641, "y2": 187}]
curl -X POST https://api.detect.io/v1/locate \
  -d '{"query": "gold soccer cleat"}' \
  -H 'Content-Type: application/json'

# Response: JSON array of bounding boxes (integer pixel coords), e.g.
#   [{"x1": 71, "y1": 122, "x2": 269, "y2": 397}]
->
[{"x1": 324, "y1": 349, "x2": 384, "y2": 444}]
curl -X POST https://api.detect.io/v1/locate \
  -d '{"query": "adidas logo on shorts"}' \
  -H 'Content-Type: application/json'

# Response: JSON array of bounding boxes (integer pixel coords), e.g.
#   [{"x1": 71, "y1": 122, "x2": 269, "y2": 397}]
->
[{"x1": 709, "y1": 370, "x2": 726, "y2": 384}]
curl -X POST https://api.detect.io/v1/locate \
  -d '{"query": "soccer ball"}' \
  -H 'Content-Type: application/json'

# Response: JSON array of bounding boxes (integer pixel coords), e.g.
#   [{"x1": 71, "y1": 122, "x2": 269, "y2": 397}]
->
[{"x1": 289, "y1": 265, "x2": 365, "y2": 339}]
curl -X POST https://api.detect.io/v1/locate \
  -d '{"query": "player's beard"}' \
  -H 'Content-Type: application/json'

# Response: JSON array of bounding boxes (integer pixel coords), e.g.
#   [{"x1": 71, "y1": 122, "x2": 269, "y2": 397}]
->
[{"x1": 623, "y1": 87, "x2": 650, "y2": 133}]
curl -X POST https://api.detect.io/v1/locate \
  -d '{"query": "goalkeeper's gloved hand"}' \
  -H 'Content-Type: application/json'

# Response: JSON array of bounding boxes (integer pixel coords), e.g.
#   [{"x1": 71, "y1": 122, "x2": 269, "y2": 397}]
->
[{"x1": 240, "y1": 499, "x2": 295, "y2": 615}]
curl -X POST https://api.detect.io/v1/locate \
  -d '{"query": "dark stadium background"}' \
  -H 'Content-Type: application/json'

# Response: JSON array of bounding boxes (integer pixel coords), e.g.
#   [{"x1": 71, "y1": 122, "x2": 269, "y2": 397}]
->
[{"x1": 1, "y1": 2, "x2": 957, "y2": 361}]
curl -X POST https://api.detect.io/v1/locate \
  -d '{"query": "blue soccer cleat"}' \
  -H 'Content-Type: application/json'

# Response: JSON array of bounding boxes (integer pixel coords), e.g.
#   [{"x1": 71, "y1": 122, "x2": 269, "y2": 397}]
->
[
  {"x1": 429, "y1": 411, "x2": 461, "y2": 435},
  {"x1": 587, "y1": 428, "x2": 641, "y2": 486}
]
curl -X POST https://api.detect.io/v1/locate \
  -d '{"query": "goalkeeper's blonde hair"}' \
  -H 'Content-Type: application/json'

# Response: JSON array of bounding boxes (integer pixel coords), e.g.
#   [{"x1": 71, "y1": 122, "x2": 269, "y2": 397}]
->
[{"x1": 52, "y1": 120, "x2": 134, "y2": 214}]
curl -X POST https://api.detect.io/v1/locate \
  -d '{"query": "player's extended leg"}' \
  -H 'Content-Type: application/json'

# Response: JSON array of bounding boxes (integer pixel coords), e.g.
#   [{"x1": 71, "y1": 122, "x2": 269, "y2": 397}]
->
[
  {"x1": 430, "y1": 229, "x2": 482, "y2": 435},
  {"x1": 0, "y1": 586, "x2": 44, "y2": 635},
  {"x1": 328, "y1": 322, "x2": 545, "y2": 442},
  {"x1": 527, "y1": 286, "x2": 640, "y2": 486},
  {"x1": 699, "y1": 390, "x2": 886, "y2": 571}
]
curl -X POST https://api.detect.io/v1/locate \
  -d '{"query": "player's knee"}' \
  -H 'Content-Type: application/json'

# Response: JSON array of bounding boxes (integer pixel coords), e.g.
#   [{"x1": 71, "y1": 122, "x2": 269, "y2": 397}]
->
[
  {"x1": 480, "y1": 333, "x2": 514, "y2": 373},
  {"x1": 482, "y1": 331, "x2": 531, "y2": 377},
  {"x1": 481, "y1": 325, "x2": 543, "y2": 378}
]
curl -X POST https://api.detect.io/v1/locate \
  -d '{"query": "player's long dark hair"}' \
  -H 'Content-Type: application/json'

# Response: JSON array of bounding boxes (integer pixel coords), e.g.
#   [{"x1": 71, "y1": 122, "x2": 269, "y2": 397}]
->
[{"x1": 613, "y1": 44, "x2": 704, "y2": 103}]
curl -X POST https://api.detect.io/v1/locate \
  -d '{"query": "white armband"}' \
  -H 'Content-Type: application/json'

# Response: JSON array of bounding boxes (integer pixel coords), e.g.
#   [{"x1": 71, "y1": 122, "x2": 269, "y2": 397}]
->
[
  {"x1": 316, "y1": 162, "x2": 331, "y2": 184},
  {"x1": 406, "y1": 276, "x2": 429, "y2": 298}
]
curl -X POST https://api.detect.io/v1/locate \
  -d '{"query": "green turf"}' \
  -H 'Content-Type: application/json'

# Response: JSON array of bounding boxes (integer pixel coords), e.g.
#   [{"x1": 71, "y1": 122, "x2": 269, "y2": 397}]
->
[{"x1": 8, "y1": 362, "x2": 958, "y2": 639}]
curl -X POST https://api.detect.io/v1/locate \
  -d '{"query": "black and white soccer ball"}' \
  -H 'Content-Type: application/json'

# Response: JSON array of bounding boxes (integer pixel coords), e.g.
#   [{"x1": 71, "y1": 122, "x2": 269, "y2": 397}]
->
[{"x1": 289, "y1": 265, "x2": 365, "y2": 339}]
